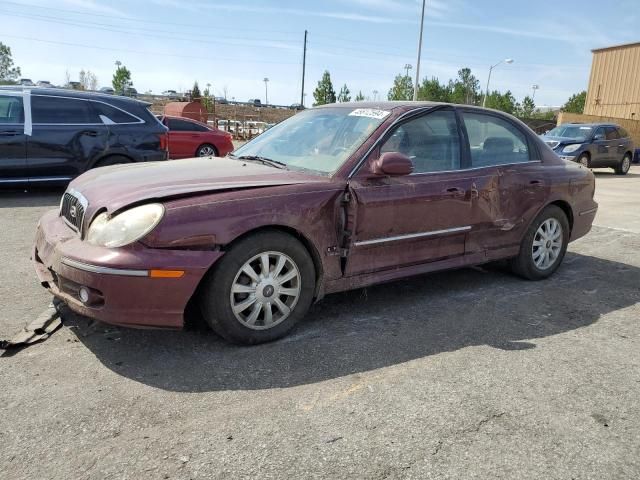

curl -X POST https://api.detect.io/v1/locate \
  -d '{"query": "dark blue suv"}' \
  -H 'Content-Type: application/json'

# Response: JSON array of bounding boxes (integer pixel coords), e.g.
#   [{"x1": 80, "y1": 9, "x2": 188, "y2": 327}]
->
[{"x1": 542, "y1": 123, "x2": 634, "y2": 175}]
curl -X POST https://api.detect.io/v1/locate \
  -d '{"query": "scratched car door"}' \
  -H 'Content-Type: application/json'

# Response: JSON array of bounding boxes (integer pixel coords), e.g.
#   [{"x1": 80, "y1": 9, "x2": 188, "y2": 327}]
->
[{"x1": 345, "y1": 108, "x2": 475, "y2": 276}]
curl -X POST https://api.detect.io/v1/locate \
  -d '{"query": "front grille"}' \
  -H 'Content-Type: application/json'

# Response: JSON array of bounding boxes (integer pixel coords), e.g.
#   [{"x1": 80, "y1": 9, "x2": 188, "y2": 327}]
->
[
  {"x1": 545, "y1": 140, "x2": 560, "y2": 149},
  {"x1": 60, "y1": 190, "x2": 87, "y2": 233}
]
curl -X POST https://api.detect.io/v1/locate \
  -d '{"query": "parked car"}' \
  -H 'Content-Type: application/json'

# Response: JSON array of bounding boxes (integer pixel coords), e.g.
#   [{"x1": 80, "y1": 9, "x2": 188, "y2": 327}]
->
[
  {"x1": 124, "y1": 87, "x2": 138, "y2": 98},
  {"x1": 290, "y1": 103, "x2": 305, "y2": 110},
  {"x1": 33, "y1": 102, "x2": 597, "y2": 345},
  {"x1": 19, "y1": 78, "x2": 35, "y2": 86},
  {"x1": 36, "y1": 80, "x2": 54, "y2": 88},
  {"x1": 542, "y1": 123, "x2": 634, "y2": 174},
  {"x1": 157, "y1": 115, "x2": 234, "y2": 158},
  {"x1": 248, "y1": 98, "x2": 262, "y2": 107},
  {"x1": 0, "y1": 86, "x2": 168, "y2": 184},
  {"x1": 99, "y1": 86, "x2": 115, "y2": 95},
  {"x1": 214, "y1": 96, "x2": 228, "y2": 104},
  {"x1": 163, "y1": 90, "x2": 180, "y2": 100}
]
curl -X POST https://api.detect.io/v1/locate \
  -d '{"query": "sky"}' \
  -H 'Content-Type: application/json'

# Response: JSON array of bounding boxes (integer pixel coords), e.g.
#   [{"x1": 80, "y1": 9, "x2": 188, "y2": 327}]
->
[{"x1": 1, "y1": 0, "x2": 638, "y2": 108}]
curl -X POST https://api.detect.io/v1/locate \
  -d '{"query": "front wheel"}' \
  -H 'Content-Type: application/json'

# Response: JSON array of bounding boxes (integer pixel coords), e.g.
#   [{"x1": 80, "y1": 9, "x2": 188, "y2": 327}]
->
[
  {"x1": 510, "y1": 205, "x2": 569, "y2": 280},
  {"x1": 199, "y1": 231, "x2": 316, "y2": 344},
  {"x1": 578, "y1": 153, "x2": 590, "y2": 168},
  {"x1": 615, "y1": 153, "x2": 631, "y2": 175}
]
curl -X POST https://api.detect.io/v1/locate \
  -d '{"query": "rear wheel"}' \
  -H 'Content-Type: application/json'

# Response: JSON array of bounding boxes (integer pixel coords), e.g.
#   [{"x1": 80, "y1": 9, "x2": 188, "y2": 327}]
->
[
  {"x1": 93, "y1": 155, "x2": 131, "y2": 168},
  {"x1": 510, "y1": 205, "x2": 569, "y2": 280},
  {"x1": 196, "y1": 144, "x2": 218, "y2": 157},
  {"x1": 615, "y1": 153, "x2": 631, "y2": 175},
  {"x1": 199, "y1": 231, "x2": 316, "y2": 344}
]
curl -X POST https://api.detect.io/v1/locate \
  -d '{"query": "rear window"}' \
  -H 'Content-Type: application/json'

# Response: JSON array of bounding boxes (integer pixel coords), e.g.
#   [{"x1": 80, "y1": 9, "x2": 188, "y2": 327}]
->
[
  {"x1": 92, "y1": 101, "x2": 140, "y2": 124},
  {"x1": 618, "y1": 127, "x2": 630, "y2": 138},
  {"x1": 32, "y1": 95, "x2": 101, "y2": 124},
  {"x1": 0, "y1": 95, "x2": 23, "y2": 123}
]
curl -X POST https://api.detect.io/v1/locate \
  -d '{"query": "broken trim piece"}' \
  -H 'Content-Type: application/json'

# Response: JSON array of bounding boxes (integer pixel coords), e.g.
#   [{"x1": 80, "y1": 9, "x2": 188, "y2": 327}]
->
[{"x1": 0, "y1": 303, "x2": 62, "y2": 350}]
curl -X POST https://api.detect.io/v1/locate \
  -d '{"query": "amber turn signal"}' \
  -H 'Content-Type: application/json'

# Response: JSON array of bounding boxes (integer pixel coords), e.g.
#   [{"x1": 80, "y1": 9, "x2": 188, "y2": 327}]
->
[{"x1": 149, "y1": 269, "x2": 185, "y2": 278}]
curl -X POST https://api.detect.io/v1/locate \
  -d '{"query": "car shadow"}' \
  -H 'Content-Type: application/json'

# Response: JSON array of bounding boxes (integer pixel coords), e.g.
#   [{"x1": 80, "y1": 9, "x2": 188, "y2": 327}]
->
[
  {"x1": 0, "y1": 188, "x2": 63, "y2": 209},
  {"x1": 592, "y1": 169, "x2": 640, "y2": 178},
  {"x1": 58, "y1": 251, "x2": 640, "y2": 392}
]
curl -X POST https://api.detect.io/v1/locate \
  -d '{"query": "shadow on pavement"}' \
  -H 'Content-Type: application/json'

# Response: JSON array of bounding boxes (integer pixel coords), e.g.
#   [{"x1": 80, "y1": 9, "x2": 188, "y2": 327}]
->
[
  {"x1": 58, "y1": 252, "x2": 640, "y2": 392},
  {"x1": 0, "y1": 188, "x2": 63, "y2": 209}
]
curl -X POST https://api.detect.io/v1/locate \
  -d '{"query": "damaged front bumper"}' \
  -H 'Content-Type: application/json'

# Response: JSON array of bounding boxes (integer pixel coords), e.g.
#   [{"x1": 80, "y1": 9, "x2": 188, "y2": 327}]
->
[{"x1": 33, "y1": 209, "x2": 223, "y2": 329}]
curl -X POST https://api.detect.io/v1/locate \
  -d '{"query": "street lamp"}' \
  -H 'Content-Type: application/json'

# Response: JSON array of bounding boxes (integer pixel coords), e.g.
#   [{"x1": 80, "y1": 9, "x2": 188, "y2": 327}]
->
[
  {"x1": 263, "y1": 77, "x2": 269, "y2": 105},
  {"x1": 373, "y1": 90, "x2": 378, "y2": 101},
  {"x1": 404, "y1": 63, "x2": 412, "y2": 78},
  {"x1": 532, "y1": 84, "x2": 539, "y2": 101},
  {"x1": 482, "y1": 58, "x2": 514, "y2": 107},
  {"x1": 412, "y1": 0, "x2": 426, "y2": 101}
]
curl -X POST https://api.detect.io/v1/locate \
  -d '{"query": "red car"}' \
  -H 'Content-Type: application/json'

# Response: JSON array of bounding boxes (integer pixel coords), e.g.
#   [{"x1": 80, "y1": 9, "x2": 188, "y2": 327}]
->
[
  {"x1": 159, "y1": 115, "x2": 234, "y2": 159},
  {"x1": 34, "y1": 102, "x2": 598, "y2": 345}
]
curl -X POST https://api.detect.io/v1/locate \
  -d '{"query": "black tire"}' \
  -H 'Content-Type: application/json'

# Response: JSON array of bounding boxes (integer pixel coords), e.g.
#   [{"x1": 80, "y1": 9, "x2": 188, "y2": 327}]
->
[
  {"x1": 199, "y1": 231, "x2": 316, "y2": 345},
  {"x1": 93, "y1": 155, "x2": 131, "y2": 168},
  {"x1": 510, "y1": 205, "x2": 570, "y2": 280},
  {"x1": 577, "y1": 153, "x2": 590, "y2": 168},
  {"x1": 196, "y1": 144, "x2": 218, "y2": 157},
  {"x1": 615, "y1": 153, "x2": 632, "y2": 175}
]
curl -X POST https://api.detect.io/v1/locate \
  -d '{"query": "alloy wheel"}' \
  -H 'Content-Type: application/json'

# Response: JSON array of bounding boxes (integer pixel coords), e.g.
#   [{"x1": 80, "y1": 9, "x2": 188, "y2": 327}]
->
[
  {"x1": 198, "y1": 146, "x2": 215, "y2": 156},
  {"x1": 230, "y1": 251, "x2": 301, "y2": 330},
  {"x1": 622, "y1": 156, "x2": 631, "y2": 173},
  {"x1": 532, "y1": 218, "x2": 563, "y2": 270}
]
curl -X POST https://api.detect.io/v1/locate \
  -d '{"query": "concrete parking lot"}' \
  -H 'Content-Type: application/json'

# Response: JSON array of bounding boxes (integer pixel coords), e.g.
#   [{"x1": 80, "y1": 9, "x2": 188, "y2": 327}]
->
[{"x1": 1, "y1": 167, "x2": 639, "y2": 479}]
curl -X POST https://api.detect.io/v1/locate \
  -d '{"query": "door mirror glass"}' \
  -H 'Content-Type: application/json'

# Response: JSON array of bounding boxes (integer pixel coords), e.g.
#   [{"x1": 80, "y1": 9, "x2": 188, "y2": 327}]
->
[
  {"x1": 372, "y1": 151, "x2": 414, "y2": 176},
  {"x1": 593, "y1": 133, "x2": 605, "y2": 141}
]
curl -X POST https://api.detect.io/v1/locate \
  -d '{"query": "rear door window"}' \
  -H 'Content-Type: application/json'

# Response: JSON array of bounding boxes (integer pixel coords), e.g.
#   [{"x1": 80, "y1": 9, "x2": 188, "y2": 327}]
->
[
  {"x1": 0, "y1": 95, "x2": 24, "y2": 124},
  {"x1": 32, "y1": 95, "x2": 101, "y2": 124},
  {"x1": 91, "y1": 101, "x2": 141, "y2": 124},
  {"x1": 461, "y1": 112, "x2": 530, "y2": 167},
  {"x1": 168, "y1": 118, "x2": 208, "y2": 132}
]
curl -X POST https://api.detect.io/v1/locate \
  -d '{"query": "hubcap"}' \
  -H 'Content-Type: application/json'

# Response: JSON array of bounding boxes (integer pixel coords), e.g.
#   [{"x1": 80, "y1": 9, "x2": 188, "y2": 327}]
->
[
  {"x1": 230, "y1": 251, "x2": 301, "y2": 330},
  {"x1": 622, "y1": 156, "x2": 630, "y2": 172},
  {"x1": 532, "y1": 218, "x2": 563, "y2": 270},
  {"x1": 579, "y1": 156, "x2": 589, "y2": 167},
  {"x1": 199, "y1": 146, "x2": 215, "y2": 156}
]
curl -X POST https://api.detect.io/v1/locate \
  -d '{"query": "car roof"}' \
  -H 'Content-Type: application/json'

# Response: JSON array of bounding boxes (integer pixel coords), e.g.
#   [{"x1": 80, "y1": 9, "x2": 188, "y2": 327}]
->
[
  {"x1": 0, "y1": 85, "x2": 149, "y2": 105},
  {"x1": 561, "y1": 122, "x2": 619, "y2": 128}
]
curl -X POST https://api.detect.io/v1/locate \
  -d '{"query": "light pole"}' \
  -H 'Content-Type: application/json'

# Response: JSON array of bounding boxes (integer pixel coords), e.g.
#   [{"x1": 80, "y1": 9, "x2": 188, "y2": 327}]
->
[
  {"x1": 373, "y1": 90, "x2": 378, "y2": 101},
  {"x1": 413, "y1": 0, "x2": 426, "y2": 100},
  {"x1": 532, "y1": 84, "x2": 539, "y2": 101},
  {"x1": 263, "y1": 77, "x2": 269, "y2": 105},
  {"x1": 482, "y1": 58, "x2": 514, "y2": 107}
]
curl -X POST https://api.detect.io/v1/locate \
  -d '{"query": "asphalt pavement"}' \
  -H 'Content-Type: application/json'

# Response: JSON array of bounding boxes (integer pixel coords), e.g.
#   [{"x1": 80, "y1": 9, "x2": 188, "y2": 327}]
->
[{"x1": 1, "y1": 167, "x2": 639, "y2": 479}]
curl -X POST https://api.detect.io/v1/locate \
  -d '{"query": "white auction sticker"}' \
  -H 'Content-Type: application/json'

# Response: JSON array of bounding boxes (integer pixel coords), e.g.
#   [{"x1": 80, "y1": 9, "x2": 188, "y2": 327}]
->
[{"x1": 348, "y1": 108, "x2": 390, "y2": 119}]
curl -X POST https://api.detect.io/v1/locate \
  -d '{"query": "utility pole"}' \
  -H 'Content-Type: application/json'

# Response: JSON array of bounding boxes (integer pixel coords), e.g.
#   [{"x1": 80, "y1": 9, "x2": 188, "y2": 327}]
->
[
  {"x1": 532, "y1": 84, "x2": 539, "y2": 101},
  {"x1": 263, "y1": 77, "x2": 269, "y2": 105},
  {"x1": 412, "y1": 0, "x2": 425, "y2": 101},
  {"x1": 301, "y1": 30, "x2": 307, "y2": 106},
  {"x1": 372, "y1": 90, "x2": 378, "y2": 101},
  {"x1": 404, "y1": 63, "x2": 412, "y2": 78}
]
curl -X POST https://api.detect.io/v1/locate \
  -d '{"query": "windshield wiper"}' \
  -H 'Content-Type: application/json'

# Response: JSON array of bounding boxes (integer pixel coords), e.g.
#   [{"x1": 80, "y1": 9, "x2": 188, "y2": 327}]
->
[{"x1": 232, "y1": 154, "x2": 288, "y2": 170}]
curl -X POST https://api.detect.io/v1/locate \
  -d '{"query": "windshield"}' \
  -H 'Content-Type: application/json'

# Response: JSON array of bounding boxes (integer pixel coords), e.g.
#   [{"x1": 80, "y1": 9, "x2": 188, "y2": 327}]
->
[
  {"x1": 547, "y1": 125, "x2": 593, "y2": 140},
  {"x1": 231, "y1": 107, "x2": 389, "y2": 174}
]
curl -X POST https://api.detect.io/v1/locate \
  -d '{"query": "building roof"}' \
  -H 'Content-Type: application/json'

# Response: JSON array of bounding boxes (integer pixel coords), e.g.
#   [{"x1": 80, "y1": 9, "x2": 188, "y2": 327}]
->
[{"x1": 592, "y1": 41, "x2": 640, "y2": 53}]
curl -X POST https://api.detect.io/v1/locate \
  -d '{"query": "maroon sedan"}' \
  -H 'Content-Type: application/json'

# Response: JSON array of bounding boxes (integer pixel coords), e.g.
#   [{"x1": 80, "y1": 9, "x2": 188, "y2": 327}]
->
[
  {"x1": 158, "y1": 115, "x2": 234, "y2": 159},
  {"x1": 34, "y1": 102, "x2": 598, "y2": 344}
]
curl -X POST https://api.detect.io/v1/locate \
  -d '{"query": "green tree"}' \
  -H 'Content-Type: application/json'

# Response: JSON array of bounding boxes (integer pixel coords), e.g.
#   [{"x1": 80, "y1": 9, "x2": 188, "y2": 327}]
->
[
  {"x1": 0, "y1": 42, "x2": 21, "y2": 84},
  {"x1": 337, "y1": 84, "x2": 351, "y2": 102},
  {"x1": 313, "y1": 70, "x2": 336, "y2": 106},
  {"x1": 417, "y1": 77, "x2": 451, "y2": 102},
  {"x1": 355, "y1": 90, "x2": 365, "y2": 101},
  {"x1": 519, "y1": 95, "x2": 536, "y2": 117},
  {"x1": 449, "y1": 68, "x2": 481, "y2": 105},
  {"x1": 562, "y1": 91, "x2": 586, "y2": 113},
  {"x1": 484, "y1": 89, "x2": 517, "y2": 114},
  {"x1": 387, "y1": 73, "x2": 413, "y2": 100},
  {"x1": 190, "y1": 81, "x2": 201, "y2": 100},
  {"x1": 112, "y1": 61, "x2": 132, "y2": 94}
]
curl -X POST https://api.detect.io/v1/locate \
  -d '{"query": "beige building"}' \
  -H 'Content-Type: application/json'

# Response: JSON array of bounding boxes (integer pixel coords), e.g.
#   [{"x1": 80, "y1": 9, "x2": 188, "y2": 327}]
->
[{"x1": 585, "y1": 41, "x2": 640, "y2": 120}]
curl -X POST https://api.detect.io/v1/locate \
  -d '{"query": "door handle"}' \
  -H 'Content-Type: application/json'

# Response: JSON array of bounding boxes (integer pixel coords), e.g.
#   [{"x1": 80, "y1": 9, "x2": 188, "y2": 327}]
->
[
  {"x1": 445, "y1": 187, "x2": 466, "y2": 197},
  {"x1": 83, "y1": 130, "x2": 99, "y2": 137},
  {"x1": 529, "y1": 179, "x2": 542, "y2": 186},
  {"x1": 0, "y1": 130, "x2": 19, "y2": 136}
]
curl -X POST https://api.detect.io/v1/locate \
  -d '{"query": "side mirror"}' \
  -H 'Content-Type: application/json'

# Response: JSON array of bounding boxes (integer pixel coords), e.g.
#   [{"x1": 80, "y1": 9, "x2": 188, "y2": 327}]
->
[
  {"x1": 371, "y1": 151, "x2": 414, "y2": 176},
  {"x1": 593, "y1": 133, "x2": 605, "y2": 141}
]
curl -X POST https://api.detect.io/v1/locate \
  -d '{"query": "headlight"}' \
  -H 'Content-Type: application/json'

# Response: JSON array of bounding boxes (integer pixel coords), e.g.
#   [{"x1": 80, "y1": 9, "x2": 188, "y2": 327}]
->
[
  {"x1": 87, "y1": 204, "x2": 164, "y2": 248},
  {"x1": 562, "y1": 144, "x2": 582, "y2": 153}
]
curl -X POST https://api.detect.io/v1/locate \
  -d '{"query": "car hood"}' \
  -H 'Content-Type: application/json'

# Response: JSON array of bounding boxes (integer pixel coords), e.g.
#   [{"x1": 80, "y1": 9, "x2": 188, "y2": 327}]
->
[
  {"x1": 70, "y1": 157, "x2": 327, "y2": 214},
  {"x1": 542, "y1": 135, "x2": 587, "y2": 146}
]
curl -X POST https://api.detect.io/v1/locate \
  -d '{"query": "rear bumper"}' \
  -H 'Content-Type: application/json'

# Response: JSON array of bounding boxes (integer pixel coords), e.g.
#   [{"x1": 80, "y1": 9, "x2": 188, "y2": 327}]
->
[
  {"x1": 570, "y1": 202, "x2": 598, "y2": 242},
  {"x1": 33, "y1": 209, "x2": 223, "y2": 329}
]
